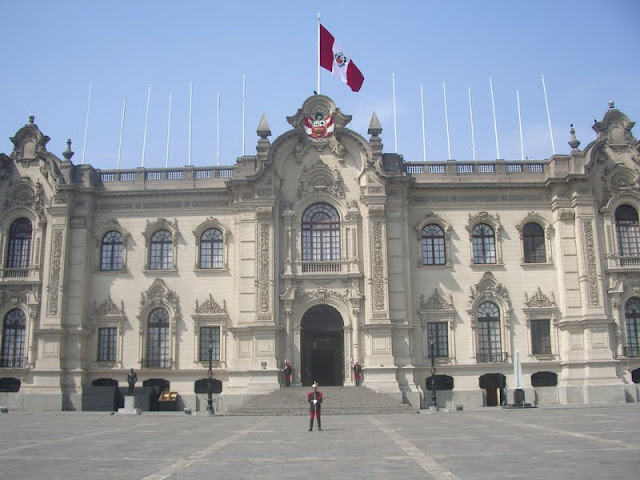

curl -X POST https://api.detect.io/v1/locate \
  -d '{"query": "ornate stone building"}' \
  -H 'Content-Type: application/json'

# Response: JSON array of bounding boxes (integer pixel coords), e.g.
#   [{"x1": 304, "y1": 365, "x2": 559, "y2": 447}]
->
[{"x1": 1, "y1": 96, "x2": 639, "y2": 412}]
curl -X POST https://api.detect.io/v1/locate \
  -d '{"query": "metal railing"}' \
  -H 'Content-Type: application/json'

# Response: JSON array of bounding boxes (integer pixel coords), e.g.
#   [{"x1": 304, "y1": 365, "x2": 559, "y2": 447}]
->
[
  {"x1": 476, "y1": 352, "x2": 509, "y2": 364},
  {"x1": 0, "y1": 356, "x2": 28, "y2": 368}
]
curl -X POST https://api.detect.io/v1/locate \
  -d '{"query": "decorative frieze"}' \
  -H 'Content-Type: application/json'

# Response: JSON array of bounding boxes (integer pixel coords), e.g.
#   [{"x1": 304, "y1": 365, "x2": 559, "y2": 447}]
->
[
  {"x1": 195, "y1": 294, "x2": 226, "y2": 315},
  {"x1": 94, "y1": 296, "x2": 125, "y2": 316},
  {"x1": 371, "y1": 221, "x2": 385, "y2": 311},
  {"x1": 47, "y1": 230, "x2": 64, "y2": 316},
  {"x1": 582, "y1": 220, "x2": 600, "y2": 306},
  {"x1": 524, "y1": 287, "x2": 556, "y2": 308},
  {"x1": 258, "y1": 223, "x2": 270, "y2": 313}
]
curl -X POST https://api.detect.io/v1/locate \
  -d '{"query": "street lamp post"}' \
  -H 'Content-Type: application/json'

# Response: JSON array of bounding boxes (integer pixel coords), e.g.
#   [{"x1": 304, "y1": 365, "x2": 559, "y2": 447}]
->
[
  {"x1": 206, "y1": 343, "x2": 215, "y2": 415},
  {"x1": 429, "y1": 335, "x2": 437, "y2": 408}
]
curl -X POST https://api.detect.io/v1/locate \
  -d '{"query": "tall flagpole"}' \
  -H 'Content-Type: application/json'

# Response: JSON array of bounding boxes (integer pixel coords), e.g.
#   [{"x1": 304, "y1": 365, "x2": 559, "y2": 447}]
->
[
  {"x1": 217, "y1": 91, "x2": 221, "y2": 166},
  {"x1": 489, "y1": 77, "x2": 500, "y2": 159},
  {"x1": 468, "y1": 86, "x2": 476, "y2": 161},
  {"x1": 443, "y1": 82, "x2": 451, "y2": 160},
  {"x1": 188, "y1": 82, "x2": 193, "y2": 166},
  {"x1": 242, "y1": 75, "x2": 246, "y2": 156},
  {"x1": 420, "y1": 85, "x2": 426, "y2": 162},
  {"x1": 541, "y1": 74, "x2": 556, "y2": 154},
  {"x1": 392, "y1": 73, "x2": 398, "y2": 153},
  {"x1": 117, "y1": 98, "x2": 126, "y2": 169},
  {"x1": 82, "y1": 82, "x2": 93, "y2": 164},
  {"x1": 317, "y1": 13, "x2": 321, "y2": 95},
  {"x1": 517, "y1": 90, "x2": 524, "y2": 161},
  {"x1": 165, "y1": 94, "x2": 172, "y2": 168},
  {"x1": 141, "y1": 84, "x2": 151, "y2": 167}
]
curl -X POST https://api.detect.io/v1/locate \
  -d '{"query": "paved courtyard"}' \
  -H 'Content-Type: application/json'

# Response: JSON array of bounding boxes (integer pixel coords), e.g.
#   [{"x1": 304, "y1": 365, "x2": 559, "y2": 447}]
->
[{"x1": 0, "y1": 404, "x2": 639, "y2": 479}]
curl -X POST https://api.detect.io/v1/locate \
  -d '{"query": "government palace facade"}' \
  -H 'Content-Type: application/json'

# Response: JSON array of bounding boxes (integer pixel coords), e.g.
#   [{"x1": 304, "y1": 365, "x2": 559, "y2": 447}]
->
[{"x1": 1, "y1": 94, "x2": 639, "y2": 412}]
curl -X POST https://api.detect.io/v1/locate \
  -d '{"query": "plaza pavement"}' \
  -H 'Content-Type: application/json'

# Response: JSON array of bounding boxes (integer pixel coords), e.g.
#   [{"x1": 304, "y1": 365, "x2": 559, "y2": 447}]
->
[{"x1": 0, "y1": 404, "x2": 639, "y2": 479}]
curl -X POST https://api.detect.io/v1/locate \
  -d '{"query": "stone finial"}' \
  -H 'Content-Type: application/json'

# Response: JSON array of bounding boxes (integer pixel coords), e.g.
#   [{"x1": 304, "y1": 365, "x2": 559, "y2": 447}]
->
[
  {"x1": 256, "y1": 114, "x2": 271, "y2": 138},
  {"x1": 368, "y1": 112, "x2": 382, "y2": 136},
  {"x1": 608, "y1": 101, "x2": 615, "y2": 109},
  {"x1": 568, "y1": 124, "x2": 581, "y2": 151},
  {"x1": 28, "y1": 115, "x2": 35, "y2": 124},
  {"x1": 62, "y1": 139, "x2": 74, "y2": 161}
]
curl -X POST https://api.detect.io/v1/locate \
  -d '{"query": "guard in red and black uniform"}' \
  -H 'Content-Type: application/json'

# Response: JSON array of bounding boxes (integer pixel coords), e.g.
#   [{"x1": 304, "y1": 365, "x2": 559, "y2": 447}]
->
[{"x1": 307, "y1": 382, "x2": 323, "y2": 431}]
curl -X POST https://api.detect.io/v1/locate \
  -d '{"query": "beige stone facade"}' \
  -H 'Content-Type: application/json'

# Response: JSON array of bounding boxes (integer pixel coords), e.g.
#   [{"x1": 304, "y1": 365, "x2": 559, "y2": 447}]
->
[{"x1": 1, "y1": 96, "x2": 639, "y2": 412}]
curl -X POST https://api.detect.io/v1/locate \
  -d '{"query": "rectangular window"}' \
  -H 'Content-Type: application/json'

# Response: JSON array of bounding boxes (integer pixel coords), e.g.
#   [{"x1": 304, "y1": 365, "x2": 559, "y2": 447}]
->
[
  {"x1": 98, "y1": 327, "x2": 117, "y2": 362},
  {"x1": 426, "y1": 322, "x2": 448, "y2": 357},
  {"x1": 531, "y1": 319, "x2": 552, "y2": 355},
  {"x1": 199, "y1": 327, "x2": 221, "y2": 362}
]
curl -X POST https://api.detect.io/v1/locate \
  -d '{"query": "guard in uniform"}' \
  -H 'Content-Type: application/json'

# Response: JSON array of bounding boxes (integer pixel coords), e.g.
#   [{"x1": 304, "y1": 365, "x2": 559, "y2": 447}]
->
[
  {"x1": 282, "y1": 360, "x2": 293, "y2": 387},
  {"x1": 307, "y1": 382, "x2": 323, "y2": 431}
]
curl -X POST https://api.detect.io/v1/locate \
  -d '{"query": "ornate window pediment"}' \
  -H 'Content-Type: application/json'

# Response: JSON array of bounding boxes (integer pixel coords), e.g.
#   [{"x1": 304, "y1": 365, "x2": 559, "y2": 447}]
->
[
  {"x1": 467, "y1": 272, "x2": 511, "y2": 328},
  {"x1": 192, "y1": 294, "x2": 228, "y2": 367},
  {"x1": 91, "y1": 296, "x2": 126, "y2": 367},
  {"x1": 192, "y1": 217, "x2": 230, "y2": 271},
  {"x1": 415, "y1": 212, "x2": 453, "y2": 267},
  {"x1": 516, "y1": 212, "x2": 554, "y2": 264},
  {"x1": 466, "y1": 212, "x2": 503, "y2": 265}
]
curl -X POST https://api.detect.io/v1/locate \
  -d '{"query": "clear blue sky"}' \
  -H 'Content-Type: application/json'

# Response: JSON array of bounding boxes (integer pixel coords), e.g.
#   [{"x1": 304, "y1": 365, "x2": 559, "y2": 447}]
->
[{"x1": 1, "y1": 0, "x2": 638, "y2": 170}]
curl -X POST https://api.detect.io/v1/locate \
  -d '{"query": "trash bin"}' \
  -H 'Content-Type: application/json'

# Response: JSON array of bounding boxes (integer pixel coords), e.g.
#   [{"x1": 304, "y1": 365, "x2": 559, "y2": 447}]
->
[{"x1": 158, "y1": 391, "x2": 178, "y2": 411}]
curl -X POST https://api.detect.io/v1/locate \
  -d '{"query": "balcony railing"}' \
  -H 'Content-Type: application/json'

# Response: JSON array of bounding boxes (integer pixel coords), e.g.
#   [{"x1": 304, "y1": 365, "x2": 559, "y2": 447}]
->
[
  {"x1": 1, "y1": 267, "x2": 39, "y2": 281},
  {"x1": 0, "y1": 356, "x2": 28, "y2": 368},
  {"x1": 623, "y1": 346, "x2": 640, "y2": 357},
  {"x1": 141, "y1": 358, "x2": 173, "y2": 369},
  {"x1": 301, "y1": 261, "x2": 343, "y2": 273},
  {"x1": 476, "y1": 352, "x2": 509, "y2": 364}
]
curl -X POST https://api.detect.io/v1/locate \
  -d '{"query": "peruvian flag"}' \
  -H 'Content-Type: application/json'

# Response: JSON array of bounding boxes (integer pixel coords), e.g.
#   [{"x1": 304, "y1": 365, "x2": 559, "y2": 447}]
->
[{"x1": 319, "y1": 24, "x2": 364, "y2": 92}]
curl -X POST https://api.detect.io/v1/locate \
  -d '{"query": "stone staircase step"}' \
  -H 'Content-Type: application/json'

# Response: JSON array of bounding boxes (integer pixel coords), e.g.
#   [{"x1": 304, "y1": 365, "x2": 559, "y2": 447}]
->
[{"x1": 236, "y1": 386, "x2": 418, "y2": 416}]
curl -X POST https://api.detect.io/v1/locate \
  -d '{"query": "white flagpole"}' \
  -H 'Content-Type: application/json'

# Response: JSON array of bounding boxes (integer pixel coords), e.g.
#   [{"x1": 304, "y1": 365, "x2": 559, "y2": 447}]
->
[
  {"x1": 165, "y1": 94, "x2": 172, "y2": 168},
  {"x1": 317, "y1": 13, "x2": 321, "y2": 95},
  {"x1": 188, "y1": 82, "x2": 193, "y2": 166},
  {"x1": 82, "y1": 82, "x2": 93, "y2": 164},
  {"x1": 217, "y1": 91, "x2": 220, "y2": 166},
  {"x1": 117, "y1": 98, "x2": 126, "y2": 169},
  {"x1": 242, "y1": 75, "x2": 246, "y2": 156},
  {"x1": 468, "y1": 86, "x2": 476, "y2": 161},
  {"x1": 141, "y1": 84, "x2": 151, "y2": 167},
  {"x1": 443, "y1": 82, "x2": 451, "y2": 160},
  {"x1": 420, "y1": 85, "x2": 426, "y2": 162},
  {"x1": 392, "y1": 73, "x2": 398, "y2": 153},
  {"x1": 489, "y1": 77, "x2": 500, "y2": 159},
  {"x1": 517, "y1": 90, "x2": 524, "y2": 161},
  {"x1": 541, "y1": 74, "x2": 556, "y2": 155}
]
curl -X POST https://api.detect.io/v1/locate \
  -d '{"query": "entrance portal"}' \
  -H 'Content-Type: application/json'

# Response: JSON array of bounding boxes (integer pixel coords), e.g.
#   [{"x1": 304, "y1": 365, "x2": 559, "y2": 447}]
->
[
  {"x1": 479, "y1": 373, "x2": 506, "y2": 406},
  {"x1": 301, "y1": 305, "x2": 344, "y2": 386}
]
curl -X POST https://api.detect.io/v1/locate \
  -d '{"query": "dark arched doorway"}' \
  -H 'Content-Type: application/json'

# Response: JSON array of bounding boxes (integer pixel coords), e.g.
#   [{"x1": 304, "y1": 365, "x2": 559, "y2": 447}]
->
[
  {"x1": 479, "y1": 373, "x2": 506, "y2": 406},
  {"x1": 301, "y1": 305, "x2": 344, "y2": 386}
]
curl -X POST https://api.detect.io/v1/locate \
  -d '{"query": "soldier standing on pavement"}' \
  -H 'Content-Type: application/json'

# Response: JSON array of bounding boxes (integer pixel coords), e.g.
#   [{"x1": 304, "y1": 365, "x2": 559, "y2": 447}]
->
[{"x1": 307, "y1": 382, "x2": 323, "y2": 431}]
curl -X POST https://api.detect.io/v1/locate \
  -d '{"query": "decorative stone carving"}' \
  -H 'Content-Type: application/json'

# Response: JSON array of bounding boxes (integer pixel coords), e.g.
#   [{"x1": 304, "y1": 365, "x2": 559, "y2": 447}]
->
[
  {"x1": 582, "y1": 220, "x2": 600, "y2": 307},
  {"x1": 297, "y1": 160, "x2": 345, "y2": 201},
  {"x1": 421, "y1": 289, "x2": 454, "y2": 310},
  {"x1": 524, "y1": 288, "x2": 556, "y2": 308},
  {"x1": 94, "y1": 296, "x2": 125, "y2": 316},
  {"x1": 371, "y1": 221, "x2": 385, "y2": 311},
  {"x1": 47, "y1": 230, "x2": 64, "y2": 316},
  {"x1": 195, "y1": 294, "x2": 227, "y2": 315},
  {"x1": 258, "y1": 223, "x2": 270, "y2": 313}
]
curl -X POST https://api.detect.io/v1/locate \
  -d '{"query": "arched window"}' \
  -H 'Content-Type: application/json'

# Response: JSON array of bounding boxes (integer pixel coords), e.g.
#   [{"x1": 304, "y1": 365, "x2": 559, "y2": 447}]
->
[
  {"x1": 625, "y1": 297, "x2": 640, "y2": 357},
  {"x1": 616, "y1": 205, "x2": 640, "y2": 257},
  {"x1": 523, "y1": 223, "x2": 546, "y2": 263},
  {"x1": 100, "y1": 231, "x2": 124, "y2": 271},
  {"x1": 199, "y1": 228, "x2": 223, "y2": 269},
  {"x1": 472, "y1": 224, "x2": 496, "y2": 264},
  {"x1": 2, "y1": 309, "x2": 26, "y2": 367},
  {"x1": 146, "y1": 308, "x2": 170, "y2": 368},
  {"x1": 149, "y1": 230, "x2": 173, "y2": 270},
  {"x1": 477, "y1": 302, "x2": 502, "y2": 362},
  {"x1": 301, "y1": 203, "x2": 340, "y2": 261},
  {"x1": 6, "y1": 218, "x2": 32, "y2": 271},
  {"x1": 422, "y1": 224, "x2": 446, "y2": 265}
]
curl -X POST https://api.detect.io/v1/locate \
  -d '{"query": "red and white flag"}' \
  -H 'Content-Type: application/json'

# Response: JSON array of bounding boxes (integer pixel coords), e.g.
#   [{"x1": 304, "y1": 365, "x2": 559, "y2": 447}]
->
[{"x1": 319, "y1": 24, "x2": 364, "y2": 92}]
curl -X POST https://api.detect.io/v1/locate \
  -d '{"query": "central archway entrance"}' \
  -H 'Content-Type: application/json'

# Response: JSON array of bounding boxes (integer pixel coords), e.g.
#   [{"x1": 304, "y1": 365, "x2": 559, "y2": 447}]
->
[{"x1": 300, "y1": 305, "x2": 344, "y2": 386}]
